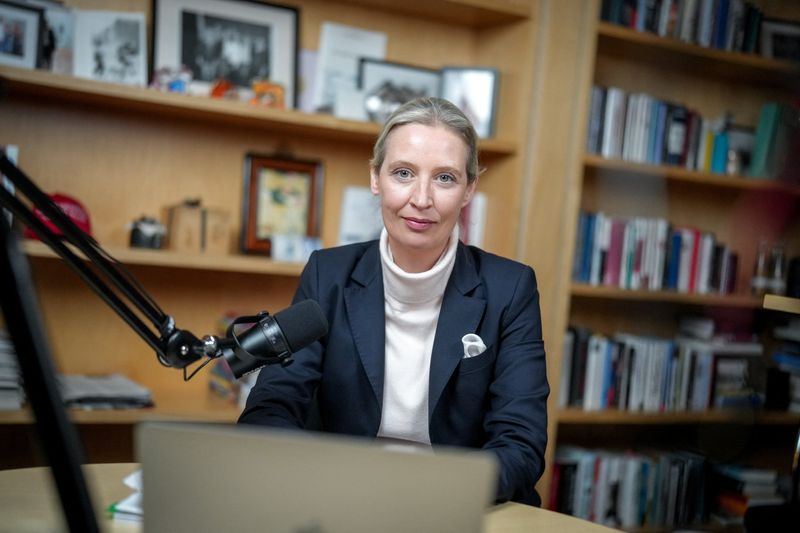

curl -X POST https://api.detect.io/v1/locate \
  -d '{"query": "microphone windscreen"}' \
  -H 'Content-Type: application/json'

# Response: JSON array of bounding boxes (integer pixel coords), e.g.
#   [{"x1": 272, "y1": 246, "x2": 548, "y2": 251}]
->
[{"x1": 272, "y1": 299, "x2": 328, "y2": 353}]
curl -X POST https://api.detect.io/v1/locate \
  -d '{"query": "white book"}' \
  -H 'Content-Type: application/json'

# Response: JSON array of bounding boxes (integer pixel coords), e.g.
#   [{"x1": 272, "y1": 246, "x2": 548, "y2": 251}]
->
[
  {"x1": 629, "y1": 339, "x2": 647, "y2": 411},
  {"x1": 652, "y1": 219, "x2": 669, "y2": 291},
  {"x1": 679, "y1": 0, "x2": 699, "y2": 42},
  {"x1": 690, "y1": 350, "x2": 714, "y2": 411},
  {"x1": 619, "y1": 220, "x2": 632, "y2": 289},
  {"x1": 583, "y1": 335, "x2": 605, "y2": 411},
  {"x1": 696, "y1": 232, "x2": 715, "y2": 294},
  {"x1": 622, "y1": 94, "x2": 638, "y2": 162},
  {"x1": 657, "y1": 0, "x2": 673, "y2": 36},
  {"x1": 696, "y1": 0, "x2": 715, "y2": 47},
  {"x1": 602, "y1": 88, "x2": 627, "y2": 159}
]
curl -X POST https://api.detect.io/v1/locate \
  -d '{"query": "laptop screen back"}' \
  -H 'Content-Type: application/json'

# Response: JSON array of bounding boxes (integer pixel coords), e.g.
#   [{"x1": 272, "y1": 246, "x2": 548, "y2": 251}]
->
[{"x1": 137, "y1": 422, "x2": 497, "y2": 533}]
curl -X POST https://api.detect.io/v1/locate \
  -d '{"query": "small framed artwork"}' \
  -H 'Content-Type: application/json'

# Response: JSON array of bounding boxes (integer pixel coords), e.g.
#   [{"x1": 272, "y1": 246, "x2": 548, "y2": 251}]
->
[
  {"x1": 242, "y1": 154, "x2": 323, "y2": 256},
  {"x1": 358, "y1": 58, "x2": 441, "y2": 123},
  {"x1": 760, "y1": 18, "x2": 800, "y2": 63},
  {"x1": 441, "y1": 67, "x2": 499, "y2": 138},
  {"x1": 0, "y1": 1, "x2": 43, "y2": 70},
  {"x1": 73, "y1": 10, "x2": 147, "y2": 86},
  {"x1": 153, "y1": 0, "x2": 299, "y2": 107}
]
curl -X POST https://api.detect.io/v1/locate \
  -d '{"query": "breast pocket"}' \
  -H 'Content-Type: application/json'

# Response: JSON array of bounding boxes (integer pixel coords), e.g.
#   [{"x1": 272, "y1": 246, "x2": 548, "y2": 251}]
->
[{"x1": 458, "y1": 344, "x2": 496, "y2": 375}]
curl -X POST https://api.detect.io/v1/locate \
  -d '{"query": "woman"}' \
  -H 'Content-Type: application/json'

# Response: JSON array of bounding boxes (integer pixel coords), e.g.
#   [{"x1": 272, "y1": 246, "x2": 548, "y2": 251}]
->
[{"x1": 239, "y1": 97, "x2": 549, "y2": 505}]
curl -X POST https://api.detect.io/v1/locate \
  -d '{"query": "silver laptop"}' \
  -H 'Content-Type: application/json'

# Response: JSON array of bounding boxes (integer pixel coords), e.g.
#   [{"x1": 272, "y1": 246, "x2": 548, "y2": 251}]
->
[{"x1": 137, "y1": 422, "x2": 497, "y2": 533}]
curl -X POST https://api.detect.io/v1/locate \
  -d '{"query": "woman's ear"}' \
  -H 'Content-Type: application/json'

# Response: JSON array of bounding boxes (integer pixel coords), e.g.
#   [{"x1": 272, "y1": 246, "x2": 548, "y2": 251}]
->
[
  {"x1": 461, "y1": 177, "x2": 478, "y2": 208},
  {"x1": 370, "y1": 168, "x2": 380, "y2": 196}
]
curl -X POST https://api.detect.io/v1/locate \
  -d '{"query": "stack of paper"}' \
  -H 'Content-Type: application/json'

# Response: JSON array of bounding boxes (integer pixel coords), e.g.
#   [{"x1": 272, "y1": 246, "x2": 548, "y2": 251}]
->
[
  {"x1": 59, "y1": 374, "x2": 153, "y2": 409},
  {"x1": 0, "y1": 331, "x2": 24, "y2": 410},
  {"x1": 107, "y1": 470, "x2": 143, "y2": 523}
]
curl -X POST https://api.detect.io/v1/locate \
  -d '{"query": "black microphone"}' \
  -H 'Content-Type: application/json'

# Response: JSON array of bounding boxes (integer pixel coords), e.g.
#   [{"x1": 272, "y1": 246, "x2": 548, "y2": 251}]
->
[{"x1": 220, "y1": 299, "x2": 328, "y2": 379}]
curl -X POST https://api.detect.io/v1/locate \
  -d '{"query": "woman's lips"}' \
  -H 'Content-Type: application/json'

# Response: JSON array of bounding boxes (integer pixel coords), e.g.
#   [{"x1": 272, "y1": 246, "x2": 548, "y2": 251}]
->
[{"x1": 403, "y1": 217, "x2": 435, "y2": 231}]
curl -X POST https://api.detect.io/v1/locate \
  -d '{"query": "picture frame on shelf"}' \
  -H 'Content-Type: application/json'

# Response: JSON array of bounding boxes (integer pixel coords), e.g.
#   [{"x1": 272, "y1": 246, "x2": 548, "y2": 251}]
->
[
  {"x1": 0, "y1": 1, "x2": 43, "y2": 70},
  {"x1": 441, "y1": 67, "x2": 499, "y2": 139},
  {"x1": 760, "y1": 18, "x2": 800, "y2": 63},
  {"x1": 241, "y1": 154, "x2": 323, "y2": 258},
  {"x1": 23, "y1": 0, "x2": 75, "y2": 75},
  {"x1": 358, "y1": 58, "x2": 441, "y2": 123},
  {"x1": 73, "y1": 10, "x2": 147, "y2": 86},
  {"x1": 152, "y1": 0, "x2": 299, "y2": 107}
]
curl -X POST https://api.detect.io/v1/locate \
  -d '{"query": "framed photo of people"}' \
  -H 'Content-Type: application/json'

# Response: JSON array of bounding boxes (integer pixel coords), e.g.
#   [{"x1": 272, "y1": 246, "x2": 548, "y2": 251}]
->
[
  {"x1": 152, "y1": 0, "x2": 299, "y2": 107},
  {"x1": 0, "y1": 1, "x2": 43, "y2": 70},
  {"x1": 241, "y1": 154, "x2": 323, "y2": 257},
  {"x1": 441, "y1": 67, "x2": 499, "y2": 138},
  {"x1": 760, "y1": 18, "x2": 800, "y2": 63},
  {"x1": 73, "y1": 10, "x2": 147, "y2": 86},
  {"x1": 358, "y1": 58, "x2": 441, "y2": 123}
]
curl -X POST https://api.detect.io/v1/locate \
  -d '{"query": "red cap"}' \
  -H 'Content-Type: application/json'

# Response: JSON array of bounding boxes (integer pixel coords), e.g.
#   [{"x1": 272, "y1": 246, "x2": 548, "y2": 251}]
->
[{"x1": 23, "y1": 193, "x2": 93, "y2": 240}]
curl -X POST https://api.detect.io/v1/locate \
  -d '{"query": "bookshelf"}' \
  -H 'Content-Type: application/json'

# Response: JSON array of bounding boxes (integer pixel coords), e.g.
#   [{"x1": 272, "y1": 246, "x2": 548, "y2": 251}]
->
[
  {"x1": 517, "y1": 0, "x2": 800, "y2": 524},
  {"x1": 0, "y1": 0, "x2": 537, "y2": 467}
]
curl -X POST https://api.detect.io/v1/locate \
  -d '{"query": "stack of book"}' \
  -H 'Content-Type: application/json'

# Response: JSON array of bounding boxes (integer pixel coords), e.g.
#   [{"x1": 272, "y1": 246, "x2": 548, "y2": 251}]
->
[
  {"x1": 601, "y1": 0, "x2": 764, "y2": 54},
  {"x1": 712, "y1": 465, "x2": 784, "y2": 522},
  {"x1": 0, "y1": 331, "x2": 24, "y2": 410},
  {"x1": 58, "y1": 374, "x2": 153, "y2": 409},
  {"x1": 550, "y1": 446, "x2": 708, "y2": 529},
  {"x1": 573, "y1": 211, "x2": 739, "y2": 295},
  {"x1": 772, "y1": 318, "x2": 800, "y2": 413},
  {"x1": 559, "y1": 325, "x2": 763, "y2": 412}
]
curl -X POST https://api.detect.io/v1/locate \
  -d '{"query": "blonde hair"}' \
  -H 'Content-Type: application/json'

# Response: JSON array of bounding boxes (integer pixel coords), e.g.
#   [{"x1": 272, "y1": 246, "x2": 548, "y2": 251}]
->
[{"x1": 370, "y1": 97, "x2": 481, "y2": 183}]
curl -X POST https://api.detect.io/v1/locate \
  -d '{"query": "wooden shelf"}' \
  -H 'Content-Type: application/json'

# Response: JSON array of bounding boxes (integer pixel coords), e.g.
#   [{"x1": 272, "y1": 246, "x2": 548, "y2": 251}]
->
[
  {"x1": 570, "y1": 284, "x2": 762, "y2": 308},
  {"x1": 763, "y1": 294, "x2": 800, "y2": 315},
  {"x1": 22, "y1": 240, "x2": 304, "y2": 277},
  {"x1": 0, "y1": 395, "x2": 240, "y2": 425},
  {"x1": 596, "y1": 22, "x2": 800, "y2": 87},
  {"x1": 584, "y1": 154, "x2": 800, "y2": 195},
  {"x1": 0, "y1": 66, "x2": 517, "y2": 158},
  {"x1": 341, "y1": 0, "x2": 531, "y2": 27},
  {"x1": 558, "y1": 408, "x2": 800, "y2": 426}
]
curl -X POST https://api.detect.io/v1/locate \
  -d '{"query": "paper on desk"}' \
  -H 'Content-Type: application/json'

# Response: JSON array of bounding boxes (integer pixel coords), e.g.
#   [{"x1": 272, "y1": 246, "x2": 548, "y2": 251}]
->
[{"x1": 108, "y1": 469, "x2": 143, "y2": 522}]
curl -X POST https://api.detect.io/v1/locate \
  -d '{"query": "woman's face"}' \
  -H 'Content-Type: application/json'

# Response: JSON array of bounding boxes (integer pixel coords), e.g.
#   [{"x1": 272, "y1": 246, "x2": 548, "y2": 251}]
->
[{"x1": 371, "y1": 123, "x2": 476, "y2": 272}]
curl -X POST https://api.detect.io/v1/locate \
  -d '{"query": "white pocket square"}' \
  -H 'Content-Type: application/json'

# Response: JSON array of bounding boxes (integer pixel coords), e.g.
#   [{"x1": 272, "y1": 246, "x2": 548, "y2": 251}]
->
[{"x1": 461, "y1": 333, "x2": 486, "y2": 358}]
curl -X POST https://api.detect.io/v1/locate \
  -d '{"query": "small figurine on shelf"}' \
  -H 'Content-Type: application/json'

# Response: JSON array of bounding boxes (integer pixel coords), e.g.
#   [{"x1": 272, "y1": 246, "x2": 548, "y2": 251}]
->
[
  {"x1": 210, "y1": 79, "x2": 237, "y2": 99},
  {"x1": 150, "y1": 66, "x2": 193, "y2": 93},
  {"x1": 128, "y1": 216, "x2": 165, "y2": 249},
  {"x1": 249, "y1": 80, "x2": 285, "y2": 109}
]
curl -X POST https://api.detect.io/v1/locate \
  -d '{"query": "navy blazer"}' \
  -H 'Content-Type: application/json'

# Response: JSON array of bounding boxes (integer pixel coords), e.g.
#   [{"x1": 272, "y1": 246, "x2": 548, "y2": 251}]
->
[{"x1": 239, "y1": 240, "x2": 549, "y2": 505}]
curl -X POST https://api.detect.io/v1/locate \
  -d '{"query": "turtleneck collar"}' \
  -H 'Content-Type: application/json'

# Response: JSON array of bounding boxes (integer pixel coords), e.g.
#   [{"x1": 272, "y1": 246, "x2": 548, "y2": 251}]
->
[{"x1": 379, "y1": 225, "x2": 459, "y2": 305}]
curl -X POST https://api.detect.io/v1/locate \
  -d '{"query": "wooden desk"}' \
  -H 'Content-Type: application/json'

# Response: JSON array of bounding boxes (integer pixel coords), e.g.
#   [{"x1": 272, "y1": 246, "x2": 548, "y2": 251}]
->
[{"x1": 0, "y1": 464, "x2": 619, "y2": 532}]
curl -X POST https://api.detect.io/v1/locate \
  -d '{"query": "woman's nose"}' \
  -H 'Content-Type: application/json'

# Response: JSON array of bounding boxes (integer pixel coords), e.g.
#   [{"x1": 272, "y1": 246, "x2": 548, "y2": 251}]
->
[{"x1": 410, "y1": 179, "x2": 433, "y2": 208}]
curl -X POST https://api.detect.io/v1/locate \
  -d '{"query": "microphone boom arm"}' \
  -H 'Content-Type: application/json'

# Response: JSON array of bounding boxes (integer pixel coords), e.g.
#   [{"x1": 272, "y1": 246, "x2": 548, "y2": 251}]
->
[{"x1": 1, "y1": 152, "x2": 229, "y2": 375}]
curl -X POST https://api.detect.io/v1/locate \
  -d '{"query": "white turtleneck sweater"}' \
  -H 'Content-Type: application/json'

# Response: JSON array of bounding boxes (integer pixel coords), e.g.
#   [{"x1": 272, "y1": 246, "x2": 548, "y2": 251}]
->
[{"x1": 376, "y1": 226, "x2": 458, "y2": 445}]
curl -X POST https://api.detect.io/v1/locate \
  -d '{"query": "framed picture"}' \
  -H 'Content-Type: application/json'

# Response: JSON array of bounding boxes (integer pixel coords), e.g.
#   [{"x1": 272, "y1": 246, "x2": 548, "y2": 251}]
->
[
  {"x1": 242, "y1": 154, "x2": 323, "y2": 256},
  {"x1": 760, "y1": 18, "x2": 800, "y2": 63},
  {"x1": 23, "y1": 0, "x2": 75, "y2": 74},
  {"x1": 441, "y1": 67, "x2": 499, "y2": 138},
  {"x1": 153, "y1": 0, "x2": 299, "y2": 107},
  {"x1": 358, "y1": 58, "x2": 441, "y2": 123},
  {"x1": 0, "y1": 1, "x2": 43, "y2": 70},
  {"x1": 73, "y1": 10, "x2": 147, "y2": 86}
]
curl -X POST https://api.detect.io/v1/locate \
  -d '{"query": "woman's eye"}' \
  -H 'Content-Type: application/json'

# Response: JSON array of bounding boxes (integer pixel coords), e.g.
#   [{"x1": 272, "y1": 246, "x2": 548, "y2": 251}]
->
[
  {"x1": 393, "y1": 169, "x2": 412, "y2": 179},
  {"x1": 437, "y1": 174, "x2": 455, "y2": 183}
]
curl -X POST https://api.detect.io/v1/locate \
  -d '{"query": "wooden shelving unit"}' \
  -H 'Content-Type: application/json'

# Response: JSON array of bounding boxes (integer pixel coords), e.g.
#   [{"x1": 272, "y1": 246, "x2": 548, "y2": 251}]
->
[
  {"x1": 0, "y1": 66, "x2": 517, "y2": 157},
  {"x1": 596, "y1": 21, "x2": 800, "y2": 87},
  {"x1": 0, "y1": 0, "x2": 537, "y2": 472},
  {"x1": 570, "y1": 283, "x2": 763, "y2": 308},
  {"x1": 558, "y1": 408, "x2": 800, "y2": 426},
  {"x1": 22, "y1": 240, "x2": 304, "y2": 277},
  {"x1": 584, "y1": 154, "x2": 800, "y2": 195}
]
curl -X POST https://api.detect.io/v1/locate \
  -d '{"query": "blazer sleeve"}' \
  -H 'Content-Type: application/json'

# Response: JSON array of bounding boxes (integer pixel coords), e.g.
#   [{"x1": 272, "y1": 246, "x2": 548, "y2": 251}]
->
[
  {"x1": 483, "y1": 265, "x2": 549, "y2": 505},
  {"x1": 238, "y1": 251, "x2": 325, "y2": 428}
]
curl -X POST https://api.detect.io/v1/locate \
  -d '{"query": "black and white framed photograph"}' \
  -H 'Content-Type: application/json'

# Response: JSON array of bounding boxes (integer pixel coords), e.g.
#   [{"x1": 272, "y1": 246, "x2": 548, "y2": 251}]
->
[
  {"x1": 358, "y1": 58, "x2": 441, "y2": 123},
  {"x1": 73, "y1": 10, "x2": 147, "y2": 86},
  {"x1": 760, "y1": 18, "x2": 800, "y2": 63},
  {"x1": 153, "y1": 0, "x2": 299, "y2": 107},
  {"x1": 23, "y1": 0, "x2": 75, "y2": 74},
  {"x1": 0, "y1": 1, "x2": 43, "y2": 70},
  {"x1": 441, "y1": 67, "x2": 499, "y2": 138}
]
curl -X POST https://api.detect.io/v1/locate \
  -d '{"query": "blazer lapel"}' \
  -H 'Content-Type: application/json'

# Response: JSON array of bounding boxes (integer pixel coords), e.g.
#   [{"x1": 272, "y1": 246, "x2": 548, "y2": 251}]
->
[
  {"x1": 428, "y1": 244, "x2": 486, "y2": 418},
  {"x1": 343, "y1": 243, "x2": 386, "y2": 408}
]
